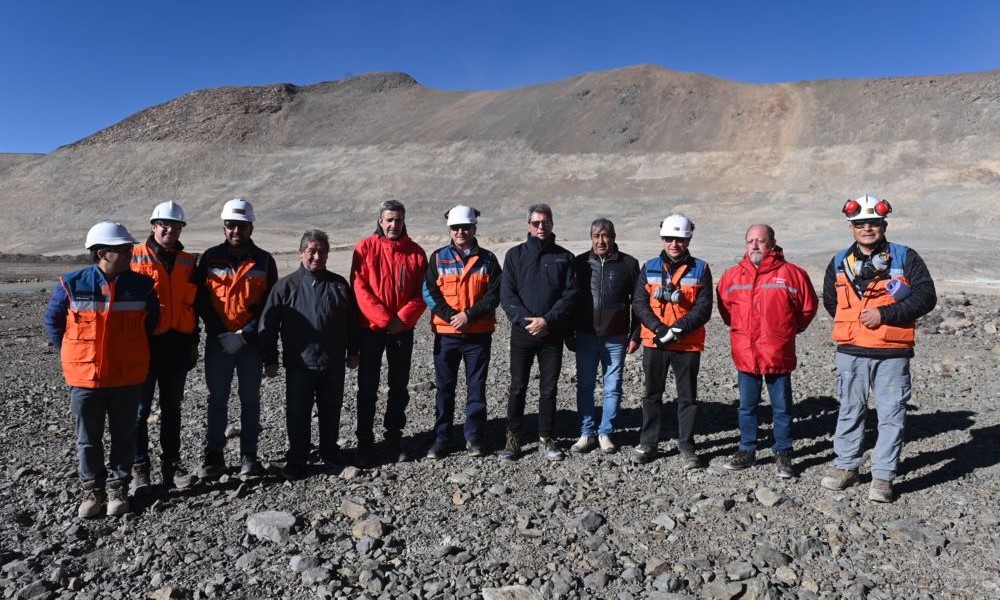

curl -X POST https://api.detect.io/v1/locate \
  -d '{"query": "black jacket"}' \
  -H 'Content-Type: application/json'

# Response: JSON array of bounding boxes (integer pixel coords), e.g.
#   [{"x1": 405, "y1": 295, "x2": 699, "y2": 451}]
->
[
  {"x1": 260, "y1": 266, "x2": 360, "y2": 370},
  {"x1": 500, "y1": 234, "x2": 578, "y2": 335},
  {"x1": 572, "y1": 246, "x2": 641, "y2": 339}
]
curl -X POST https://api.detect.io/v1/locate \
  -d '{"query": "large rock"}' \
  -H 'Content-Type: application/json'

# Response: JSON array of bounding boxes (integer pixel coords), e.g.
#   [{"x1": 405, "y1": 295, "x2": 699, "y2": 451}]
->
[
  {"x1": 246, "y1": 511, "x2": 297, "y2": 543},
  {"x1": 482, "y1": 585, "x2": 542, "y2": 600}
]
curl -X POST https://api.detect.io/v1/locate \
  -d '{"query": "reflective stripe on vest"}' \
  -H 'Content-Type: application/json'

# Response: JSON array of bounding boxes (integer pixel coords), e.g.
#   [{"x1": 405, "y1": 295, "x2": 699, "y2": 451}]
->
[
  {"x1": 59, "y1": 266, "x2": 151, "y2": 388},
  {"x1": 205, "y1": 251, "x2": 271, "y2": 331},
  {"x1": 640, "y1": 256, "x2": 707, "y2": 351},
  {"x1": 428, "y1": 247, "x2": 495, "y2": 334},
  {"x1": 831, "y1": 242, "x2": 915, "y2": 349},
  {"x1": 131, "y1": 243, "x2": 198, "y2": 335}
]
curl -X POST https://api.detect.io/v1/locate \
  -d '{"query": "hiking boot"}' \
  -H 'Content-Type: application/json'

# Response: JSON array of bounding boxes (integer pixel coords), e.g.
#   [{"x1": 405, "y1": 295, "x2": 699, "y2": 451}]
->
[
  {"x1": 680, "y1": 451, "x2": 703, "y2": 470},
  {"x1": 498, "y1": 433, "x2": 521, "y2": 462},
  {"x1": 466, "y1": 441, "x2": 487, "y2": 458},
  {"x1": 774, "y1": 452, "x2": 796, "y2": 479},
  {"x1": 77, "y1": 481, "x2": 106, "y2": 519},
  {"x1": 570, "y1": 435, "x2": 597, "y2": 454},
  {"x1": 355, "y1": 443, "x2": 376, "y2": 469},
  {"x1": 427, "y1": 440, "x2": 449, "y2": 460},
  {"x1": 130, "y1": 463, "x2": 152, "y2": 495},
  {"x1": 281, "y1": 462, "x2": 307, "y2": 481},
  {"x1": 106, "y1": 480, "x2": 129, "y2": 517},
  {"x1": 820, "y1": 467, "x2": 859, "y2": 491},
  {"x1": 869, "y1": 478, "x2": 895, "y2": 503},
  {"x1": 723, "y1": 450, "x2": 756, "y2": 471},
  {"x1": 598, "y1": 435, "x2": 617, "y2": 454},
  {"x1": 632, "y1": 445, "x2": 657, "y2": 464},
  {"x1": 199, "y1": 450, "x2": 226, "y2": 479},
  {"x1": 539, "y1": 437, "x2": 566, "y2": 462},
  {"x1": 162, "y1": 460, "x2": 198, "y2": 490},
  {"x1": 239, "y1": 454, "x2": 265, "y2": 478}
]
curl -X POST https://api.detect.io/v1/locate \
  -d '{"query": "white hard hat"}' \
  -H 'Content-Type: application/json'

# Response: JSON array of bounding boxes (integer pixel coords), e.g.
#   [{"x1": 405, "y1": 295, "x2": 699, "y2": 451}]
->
[
  {"x1": 842, "y1": 195, "x2": 893, "y2": 221},
  {"x1": 85, "y1": 222, "x2": 137, "y2": 249},
  {"x1": 659, "y1": 214, "x2": 695, "y2": 238},
  {"x1": 445, "y1": 205, "x2": 479, "y2": 226},
  {"x1": 150, "y1": 200, "x2": 187, "y2": 225},
  {"x1": 221, "y1": 198, "x2": 255, "y2": 222}
]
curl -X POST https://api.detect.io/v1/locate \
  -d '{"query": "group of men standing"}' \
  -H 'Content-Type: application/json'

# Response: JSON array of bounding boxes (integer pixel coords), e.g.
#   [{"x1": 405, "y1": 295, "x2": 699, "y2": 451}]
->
[{"x1": 44, "y1": 194, "x2": 935, "y2": 518}]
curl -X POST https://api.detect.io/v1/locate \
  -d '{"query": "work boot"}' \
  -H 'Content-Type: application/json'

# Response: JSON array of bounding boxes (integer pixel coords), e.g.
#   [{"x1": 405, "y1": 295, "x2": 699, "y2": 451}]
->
[
  {"x1": 384, "y1": 437, "x2": 409, "y2": 463},
  {"x1": 355, "y1": 443, "x2": 376, "y2": 469},
  {"x1": 239, "y1": 454, "x2": 265, "y2": 478},
  {"x1": 774, "y1": 452, "x2": 796, "y2": 479},
  {"x1": 130, "y1": 463, "x2": 152, "y2": 496},
  {"x1": 281, "y1": 462, "x2": 307, "y2": 481},
  {"x1": 498, "y1": 433, "x2": 521, "y2": 462},
  {"x1": 820, "y1": 467, "x2": 859, "y2": 491},
  {"x1": 106, "y1": 480, "x2": 129, "y2": 518},
  {"x1": 598, "y1": 435, "x2": 617, "y2": 454},
  {"x1": 571, "y1": 435, "x2": 597, "y2": 454},
  {"x1": 466, "y1": 440, "x2": 488, "y2": 458},
  {"x1": 680, "y1": 451, "x2": 703, "y2": 470},
  {"x1": 199, "y1": 450, "x2": 226, "y2": 479},
  {"x1": 77, "y1": 481, "x2": 106, "y2": 519},
  {"x1": 869, "y1": 478, "x2": 895, "y2": 503},
  {"x1": 162, "y1": 460, "x2": 198, "y2": 490},
  {"x1": 632, "y1": 445, "x2": 657, "y2": 465},
  {"x1": 723, "y1": 450, "x2": 756, "y2": 471},
  {"x1": 427, "y1": 440, "x2": 449, "y2": 460},
  {"x1": 539, "y1": 437, "x2": 566, "y2": 462}
]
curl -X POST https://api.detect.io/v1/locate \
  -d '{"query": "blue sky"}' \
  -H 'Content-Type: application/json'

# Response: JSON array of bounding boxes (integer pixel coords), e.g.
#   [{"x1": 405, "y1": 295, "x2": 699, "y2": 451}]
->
[{"x1": 2, "y1": 0, "x2": 997, "y2": 154}]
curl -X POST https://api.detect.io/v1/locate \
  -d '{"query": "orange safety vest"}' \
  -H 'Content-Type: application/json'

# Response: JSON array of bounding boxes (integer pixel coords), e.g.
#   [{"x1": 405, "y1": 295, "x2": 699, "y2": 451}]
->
[
  {"x1": 426, "y1": 246, "x2": 496, "y2": 335},
  {"x1": 831, "y1": 243, "x2": 915, "y2": 349},
  {"x1": 131, "y1": 241, "x2": 198, "y2": 335},
  {"x1": 59, "y1": 266, "x2": 153, "y2": 388},
  {"x1": 640, "y1": 256, "x2": 707, "y2": 351},
  {"x1": 203, "y1": 246, "x2": 273, "y2": 331}
]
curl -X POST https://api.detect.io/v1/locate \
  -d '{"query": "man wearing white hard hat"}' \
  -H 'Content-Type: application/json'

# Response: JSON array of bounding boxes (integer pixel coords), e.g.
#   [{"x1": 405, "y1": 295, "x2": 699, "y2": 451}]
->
[
  {"x1": 422, "y1": 205, "x2": 502, "y2": 459},
  {"x1": 44, "y1": 222, "x2": 159, "y2": 518},
  {"x1": 820, "y1": 195, "x2": 936, "y2": 503},
  {"x1": 632, "y1": 214, "x2": 713, "y2": 469},
  {"x1": 129, "y1": 201, "x2": 200, "y2": 493},
  {"x1": 194, "y1": 198, "x2": 277, "y2": 479}
]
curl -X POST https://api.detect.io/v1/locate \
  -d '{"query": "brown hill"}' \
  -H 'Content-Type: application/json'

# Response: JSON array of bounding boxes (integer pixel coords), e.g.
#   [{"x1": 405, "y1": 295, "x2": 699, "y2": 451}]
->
[{"x1": 1, "y1": 65, "x2": 998, "y2": 291}]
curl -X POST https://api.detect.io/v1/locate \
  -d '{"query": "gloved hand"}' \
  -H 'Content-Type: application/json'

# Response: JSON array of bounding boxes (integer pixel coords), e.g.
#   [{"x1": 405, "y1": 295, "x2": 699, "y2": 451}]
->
[
  {"x1": 218, "y1": 331, "x2": 246, "y2": 355},
  {"x1": 656, "y1": 327, "x2": 683, "y2": 346}
]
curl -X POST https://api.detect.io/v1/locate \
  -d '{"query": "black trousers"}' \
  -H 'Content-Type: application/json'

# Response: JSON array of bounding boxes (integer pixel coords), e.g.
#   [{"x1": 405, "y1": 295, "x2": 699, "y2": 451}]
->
[
  {"x1": 640, "y1": 346, "x2": 700, "y2": 453},
  {"x1": 506, "y1": 327, "x2": 564, "y2": 439}
]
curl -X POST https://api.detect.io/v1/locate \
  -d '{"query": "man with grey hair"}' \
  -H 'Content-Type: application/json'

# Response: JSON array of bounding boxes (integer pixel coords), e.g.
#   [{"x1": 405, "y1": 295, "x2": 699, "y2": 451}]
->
[
  {"x1": 569, "y1": 218, "x2": 640, "y2": 454},
  {"x1": 350, "y1": 200, "x2": 427, "y2": 466},
  {"x1": 716, "y1": 224, "x2": 817, "y2": 479},
  {"x1": 261, "y1": 230, "x2": 360, "y2": 479},
  {"x1": 500, "y1": 203, "x2": 579, "y2": 462}
]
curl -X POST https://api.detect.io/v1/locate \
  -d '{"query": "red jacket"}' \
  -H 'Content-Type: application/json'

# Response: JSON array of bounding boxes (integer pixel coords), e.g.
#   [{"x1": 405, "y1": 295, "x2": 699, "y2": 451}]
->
[
  {"x1": 351, "y1": 230, "x2": 427, "y2": 332},
  {"x1": 716, "y1": 247, "x2": 818, "y2": 375}
]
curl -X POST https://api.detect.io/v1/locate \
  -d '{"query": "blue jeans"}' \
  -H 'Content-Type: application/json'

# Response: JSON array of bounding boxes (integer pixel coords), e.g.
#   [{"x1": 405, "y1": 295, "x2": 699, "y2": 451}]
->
[
  {"x1": 135, "y1": 368, "x2": 188, "y2": 465},
  {"x1": 70, "y1": 385, "x2": 141, "y2": 485},
  {"x1": 575, "y1": 332, "x2": 627, "y2": 436},
  {"x1": 833, "y1": 353, "x2": 910, "y2": 481},
  {"x1": 736, "y1": 371, "x2": 793, "y2": 453},
  {"x1": 204, "y1": 335, "x2": 263, "y2": 456},
  {"x1": 356, "y1": 328, "x2": 414, "y2": 446},
  {"x1": 433, "y1": 333, "x2": 492, "y2": 444},
  {"x1": 285, "y1": 364, "x2": 345, "y2": 465}
]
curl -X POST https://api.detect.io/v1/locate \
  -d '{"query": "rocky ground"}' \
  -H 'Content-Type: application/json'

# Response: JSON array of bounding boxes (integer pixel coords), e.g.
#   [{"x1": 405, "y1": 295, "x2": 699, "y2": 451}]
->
[{"x1": 1, "y1": 289, "x2": 998, "y2": 599}]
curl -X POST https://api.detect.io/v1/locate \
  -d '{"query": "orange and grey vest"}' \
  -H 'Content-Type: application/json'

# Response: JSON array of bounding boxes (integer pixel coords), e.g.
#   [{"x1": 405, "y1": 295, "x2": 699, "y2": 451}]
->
[
  {"x1": 424, "y1": 246, "x2": 496, "y2": 334},
  {"x1": 58, "y1": 266, "x2": 154, "y2": 388},
  {"x1": 131, "y1": 242, "x2": 197, "y2": 335},
  {"x1": 203, "y1": 247, "x2": 273, "y2": 331},
  {"x1": 640, "y1": 256, "x2": 708, "y2": 351},
  {"x1": 831, "y1": 242, "x2": 914, "y2": 349}
]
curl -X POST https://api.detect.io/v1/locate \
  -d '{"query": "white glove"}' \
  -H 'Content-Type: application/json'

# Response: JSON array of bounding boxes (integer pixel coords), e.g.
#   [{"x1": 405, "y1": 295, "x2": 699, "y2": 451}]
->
[
  {"x1": 218, "y1": 331, "x2": 246, "y2": 354},
  {"x1": 658, "y1": 327, "x2": 683, "y2": 344}
]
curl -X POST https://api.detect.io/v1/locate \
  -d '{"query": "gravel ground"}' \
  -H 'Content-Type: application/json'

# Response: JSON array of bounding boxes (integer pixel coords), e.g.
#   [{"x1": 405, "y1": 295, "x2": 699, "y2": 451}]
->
[{"x1": 1, "y1": 289, "x2": 998, "y2": 599}]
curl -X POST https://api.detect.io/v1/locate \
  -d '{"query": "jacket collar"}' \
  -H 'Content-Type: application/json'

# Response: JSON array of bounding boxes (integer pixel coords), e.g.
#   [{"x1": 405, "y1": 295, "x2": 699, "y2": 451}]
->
[{"x1": 589, "y1": 244, "x2": 620, "y2": 261}]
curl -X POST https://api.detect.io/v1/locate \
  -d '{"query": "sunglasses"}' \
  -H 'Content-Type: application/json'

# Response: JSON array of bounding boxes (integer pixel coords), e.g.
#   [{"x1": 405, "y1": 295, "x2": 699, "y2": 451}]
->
[
  {"x1": 450, "y1": 224, "x2": 474, "y2": 232},
  {"x1": 851, "y1": 219, "x2": 885, "y2": 229},
  {"x1": 224, "y1": 221, "x2": 251, "y2": 230},
  {"x1": 661, "y1": 236, "x2": 690, "y2": 244},
  {"x1": 529, "y1": 219, "x2": 553, "y2": 228},
  {"x1": 153, "y1": 220, "x2": 183, "y2": 229}
]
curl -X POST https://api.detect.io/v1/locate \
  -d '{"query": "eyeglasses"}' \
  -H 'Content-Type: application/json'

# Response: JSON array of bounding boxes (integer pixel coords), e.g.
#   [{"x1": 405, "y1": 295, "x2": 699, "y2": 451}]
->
[
  {"x1": 529, "y1": 220, "x2": 553, "y2": 228},
  {"x1": 224, "y1": 221, "x2": 251, "y2": 230},
  {"x1": 450, "y1": 224, "x2": 474, "y2": 232},
  {"x1": 661, "y1": 236, "x2": 690, "y2": 244},
  {"x1": 851, "y1": 219, "x2": 885, "y2": 229},
  {"x1": 153, "y1": 220, "x2": 183, "y2": 229}
]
